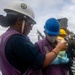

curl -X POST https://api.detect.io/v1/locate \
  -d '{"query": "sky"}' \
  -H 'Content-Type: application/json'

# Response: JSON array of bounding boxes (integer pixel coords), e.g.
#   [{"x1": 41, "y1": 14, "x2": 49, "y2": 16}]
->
[{"x1": 0, "y1": 0, "x2": 75, "y2": 43}]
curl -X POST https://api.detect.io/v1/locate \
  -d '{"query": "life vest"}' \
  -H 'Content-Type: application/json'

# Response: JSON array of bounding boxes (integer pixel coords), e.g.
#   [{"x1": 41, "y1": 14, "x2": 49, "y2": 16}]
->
[
  {"x1": 0, "y1": 28, "x2": 21, "y2": 75},
  {"x1": 36, "y1": 38, "x2": 68, "y2": 75},
  {"x1": 0, "y1": 27, "x2": 43, "y2": 75}
]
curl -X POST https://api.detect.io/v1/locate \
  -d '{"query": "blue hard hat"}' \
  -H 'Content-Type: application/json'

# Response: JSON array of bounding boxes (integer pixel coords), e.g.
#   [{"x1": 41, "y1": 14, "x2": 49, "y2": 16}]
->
[{"x1": 44, "y1": 18, "x2": 60, "y2": 36}]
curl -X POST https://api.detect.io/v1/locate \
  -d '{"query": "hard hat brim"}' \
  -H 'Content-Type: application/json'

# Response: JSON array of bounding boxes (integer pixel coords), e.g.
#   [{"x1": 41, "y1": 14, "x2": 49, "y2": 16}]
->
[
  {"x1": 4, "y1": 9, "x2": 36, "y2": 24},
  {"x1": 45, "y1": 29, "x2": 59, "y2": 36}
]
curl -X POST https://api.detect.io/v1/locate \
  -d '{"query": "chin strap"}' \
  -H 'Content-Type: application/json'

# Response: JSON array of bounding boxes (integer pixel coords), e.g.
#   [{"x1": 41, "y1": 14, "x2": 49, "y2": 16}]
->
[{"x1": 21, "y1": 20, "x2": 25, "y2": 34}]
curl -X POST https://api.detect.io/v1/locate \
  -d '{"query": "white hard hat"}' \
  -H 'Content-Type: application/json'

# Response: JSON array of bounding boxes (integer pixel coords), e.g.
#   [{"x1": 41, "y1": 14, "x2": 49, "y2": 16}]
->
[{"x1": 4, "y1": 1, "x2": 36, "y2": 24}]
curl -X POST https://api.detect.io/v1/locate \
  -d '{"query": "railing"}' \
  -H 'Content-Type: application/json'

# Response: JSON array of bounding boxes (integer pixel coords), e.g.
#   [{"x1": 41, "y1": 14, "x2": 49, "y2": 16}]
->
[
  {"x1": 37, "y1": 30, "x2": 44, "y2": 40},
  {"x1": 71, "y1": 60, "x2": 75, "y2": 75}
]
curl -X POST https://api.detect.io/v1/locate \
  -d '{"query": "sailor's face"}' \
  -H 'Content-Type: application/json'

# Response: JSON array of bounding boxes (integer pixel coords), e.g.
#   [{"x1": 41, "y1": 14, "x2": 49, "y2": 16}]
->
[
  {"x1": 23, "y1": 21, "x2": 33, "y2": 35},
  {"x1": 46, "y1": 34, "x2": 57, "y2": 43}
]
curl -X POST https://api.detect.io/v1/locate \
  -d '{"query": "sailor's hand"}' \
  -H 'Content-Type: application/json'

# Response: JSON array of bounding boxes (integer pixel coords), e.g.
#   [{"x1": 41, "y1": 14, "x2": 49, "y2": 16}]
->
[{"x1": 56, "y1": 41, "x2": 67, "y2": 51}]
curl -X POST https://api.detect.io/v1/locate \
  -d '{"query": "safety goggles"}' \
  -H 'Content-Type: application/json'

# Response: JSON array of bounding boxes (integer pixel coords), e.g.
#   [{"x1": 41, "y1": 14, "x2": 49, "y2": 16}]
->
[{"x1": 24, "y1": 16, "x2": 36, "y2": 25}]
